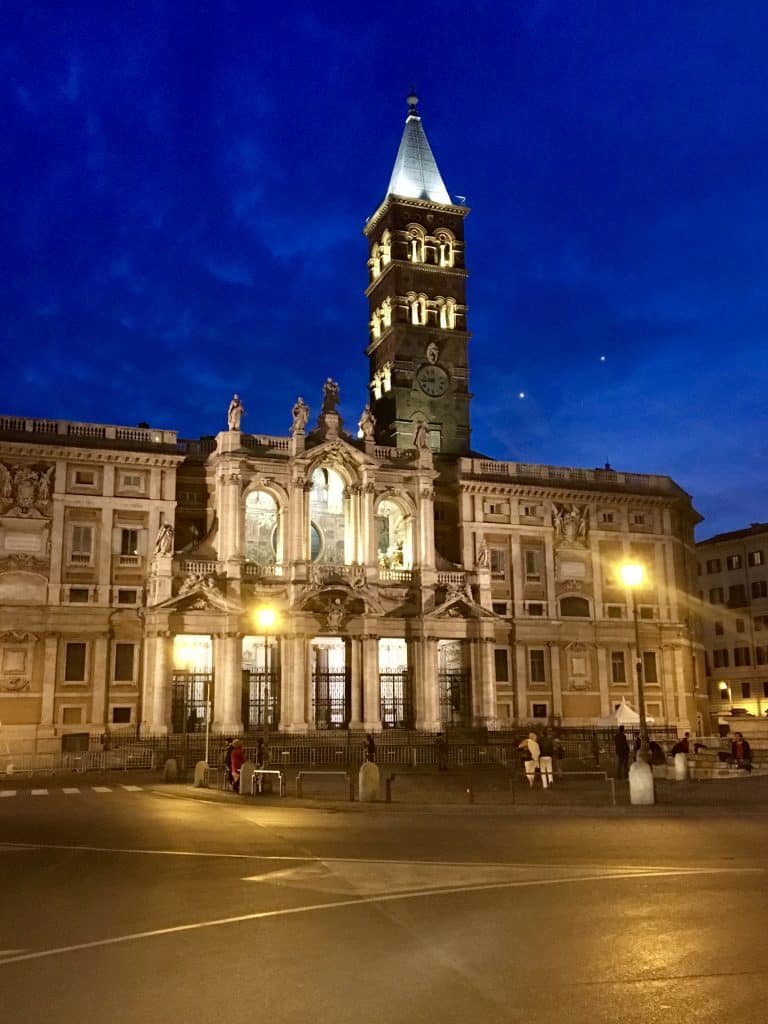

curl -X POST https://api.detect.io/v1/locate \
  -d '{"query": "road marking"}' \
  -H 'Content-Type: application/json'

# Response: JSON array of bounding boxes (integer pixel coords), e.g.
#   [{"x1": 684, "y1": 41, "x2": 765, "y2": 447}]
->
[
  {"x1": 31, "y1": 789, "x2": 48, "y2": 796},
  {"x1": 0, "y1": 949, "x2": 27, "y2": 957},
  {"x1": 0, "y1": 791, "x2": 16, "y2": 798},
  {"x1": 121, "y1": 785, "x2": 142, "y2": 791},
  {"x1": 91, "y1": 787, "x2": 112, "y2": 793},
  {"x1": 62, "y1": 788, "x2": 80, "y2": 794},
  {"x1": 0, "y1": 865, "x2": 759, "y2": 968}
]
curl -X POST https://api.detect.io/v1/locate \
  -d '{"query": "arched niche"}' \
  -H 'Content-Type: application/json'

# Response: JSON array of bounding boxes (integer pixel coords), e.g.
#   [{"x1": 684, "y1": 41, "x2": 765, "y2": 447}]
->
[
  {"x1": 560, "y1": 595, "x2": 591, "y2": 618},
  {"x1": 309, "y1": 466, "x2": 349, "y2": 565},
  {"x1": 376, "y1": 497, "x2": 414, "y2": 570},
  {"x1": 244, "y1": 489, "x2": 280, "y2": 566}
]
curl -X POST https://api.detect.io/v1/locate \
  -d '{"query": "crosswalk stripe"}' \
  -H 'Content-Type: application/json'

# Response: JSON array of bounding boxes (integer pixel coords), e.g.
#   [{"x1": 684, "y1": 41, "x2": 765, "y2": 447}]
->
[
  {"x1": 31, "y1": 789, "x2": 48, "y2": 796},
  {"x1": 121, "y1": 785, "x2": 142, "y2": 791},
  {"x1": 0, "y1": 791, "x2": 16, "y2": 797},
  {"x1": 91, "y1": 787, "x2": 112, "y2": 793},
  {"x1": 62, "y1": 788, "x2": 80, "y2": 794}
]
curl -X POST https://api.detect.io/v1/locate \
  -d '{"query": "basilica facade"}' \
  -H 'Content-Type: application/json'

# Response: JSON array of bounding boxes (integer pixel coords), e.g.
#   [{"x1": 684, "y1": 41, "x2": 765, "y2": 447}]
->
[{"x1": 0, "y1": 97, "x2": 709, "y2": 753}]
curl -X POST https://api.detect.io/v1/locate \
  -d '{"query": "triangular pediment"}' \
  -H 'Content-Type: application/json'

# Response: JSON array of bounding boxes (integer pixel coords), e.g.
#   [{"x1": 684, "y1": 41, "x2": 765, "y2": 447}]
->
[
  {"x1": 155, "y1": 579, "x2": 242, "y2": 614},
  {"x1": 426, "y1": 594, "x2": 499, "y2": 621},
  {"x1": 295, "y1": 436, "x2": 375, "y2": 473}
]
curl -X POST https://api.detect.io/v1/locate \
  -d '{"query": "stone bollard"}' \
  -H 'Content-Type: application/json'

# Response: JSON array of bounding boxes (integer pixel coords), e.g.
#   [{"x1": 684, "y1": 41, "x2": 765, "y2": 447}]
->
[
  {"x1": 193, "y1": 760, "x2": 208, "y2": 788},
  {"x1": 163, "y1": 757, "x2": 178, "y2": 783},
  {"x1": 628, "y1": 759, "x2": 655, "y2": 805},
  {"x1": 674, "y1": 752, "x2": 688, "y2": 781},
  {"x1": 239, "y1": 761, "x2": 256, "y2": 797},
  {"x1": 358, "y1": 760, "x2": 380, "y2": 801}
]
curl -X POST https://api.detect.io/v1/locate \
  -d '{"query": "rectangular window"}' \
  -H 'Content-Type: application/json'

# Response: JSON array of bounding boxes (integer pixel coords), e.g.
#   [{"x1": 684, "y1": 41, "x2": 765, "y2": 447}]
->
[
  {"x1": 728, "y1": 584, "x2": 747, "y2": 605},
  {"x1": 523, "y1": 549, "x2": 541, "y2": 582},
  {"x1": 527, "y1": 602, "x2": 544, "y2": 616},
  {"x1": 713, "y1": 649, "x2": 730, "y2": 669},
  {"x1": 74, "y1": 469, "x2": 95, "y2": 486},
  {"x1": 114, "y1": 643, "x2": 135, "y2": 682},
  {"x1": 120, "y1": 529, "x2": 139, "y2": 556},
  {"x1": 494, "y1": 648, "x2": 510, "y2": 682},
  {"x1": 69, "y1": 588, "x2": 89, "y2": 603},
  {"x1": 632, "y1": 513, "x2": 646, "y2": 525},
  {"x1": 736, "y1": 618, "x2": 746, "y2": 633},
  {"x1": 601, "y1": 512, "x2": 614, "y2": 524},
  {"x1": 741, "y1": 682, "x2": 751, "y2": 699},
  {"x1": 755, "y1": 616, "x2": 768, "y2": 631},
  {"x1": 64, "y1": 642, "x2": 86, "y2": 682},
  {"x1": 709, "y1": 588, "x2": 724, "y2": 604},
  {"x1": 112, "y1": 706, "x2": 132, "y2": 724},
  {"x1": 706, "y1": 559, "x2": 722, "y2": 573},
  {"x1": 531, "y1": 702, "x2": 548, "y2": 719},
  {"x1": 611, "y1": 651, "x2": 626, "y2": 684},
  {"x1": 751, "y1": 580, "x2": 768, "y2": 599},
  {"x1": 492, "y1": 601, "x2": 508, "y2": 616},
  {"x1": 62, "y1": 707, "x2": 83, "y2": 724},
  {"x1": 726, "y1": 554, "x2": 742, "y2": 570},
  {"x1": 529, "y1": 649, "x2": 546, "y2": 683},
  {"x1": 748, "y1": 550, "x2": 764, "y2": 567},
  {"x1": 756, "y1": 646, "x2": 768, "y2": 666},
  {"x1": 489, "y1": 548, "x2": 507, "y2": 579},
  {"x1": 764, "y1": 681, "x2": 768, "y2": 699},
  {"x1": 121, "y1": 474, "x2": 143, "y2": 489},
  {"x1": 642, "y1": 651, "x2": 658, "y2": 683},
  {"x1": 639, "y1": 605, "x2": 655, "y2": 620},
  {"x1": 71, "y1": 525, "x2": 93, "y2": 563},
  {"x1": 734, "y1": 647, "x2": 751, "y2": 667},
  {"x1": 606, "y1": 604, "x2": 624, "y2": 619},
  {"x1": 117, "y1": 589, "x2": 138, "y2": 604},
  {"x1": 715, "y1": 621, "x2": 724, "y2": 635}
]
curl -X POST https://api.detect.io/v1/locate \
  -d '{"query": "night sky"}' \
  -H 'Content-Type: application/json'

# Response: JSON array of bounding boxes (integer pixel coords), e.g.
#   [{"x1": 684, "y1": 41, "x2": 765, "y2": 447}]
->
[{"x1": 3, "y1": 3, "x2": 767, "y2": 539}]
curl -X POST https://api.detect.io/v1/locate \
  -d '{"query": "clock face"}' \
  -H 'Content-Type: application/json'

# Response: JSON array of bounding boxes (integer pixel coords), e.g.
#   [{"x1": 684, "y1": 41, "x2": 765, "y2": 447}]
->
[{"x1": 416, "y1": 364, "x2": 449, "y2": 397}]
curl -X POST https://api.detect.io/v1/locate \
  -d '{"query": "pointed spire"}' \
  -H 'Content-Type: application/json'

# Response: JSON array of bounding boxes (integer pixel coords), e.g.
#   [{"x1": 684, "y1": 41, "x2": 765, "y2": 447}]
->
[{"x1": 386, "y1": 92, "x2": 452, "y2": 205}]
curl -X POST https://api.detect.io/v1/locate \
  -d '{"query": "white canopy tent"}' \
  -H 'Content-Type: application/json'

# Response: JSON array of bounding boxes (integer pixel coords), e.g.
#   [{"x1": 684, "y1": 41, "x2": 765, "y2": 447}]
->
[{"x1": 598, "y1": 697, "x2": 654, "y2": 727}]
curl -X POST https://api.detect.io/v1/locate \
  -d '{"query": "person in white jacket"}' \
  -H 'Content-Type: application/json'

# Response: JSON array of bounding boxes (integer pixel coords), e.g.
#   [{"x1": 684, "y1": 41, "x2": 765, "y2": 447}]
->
[{"x1": 518, "y1": 732, "x2": 541, "y2": 787}]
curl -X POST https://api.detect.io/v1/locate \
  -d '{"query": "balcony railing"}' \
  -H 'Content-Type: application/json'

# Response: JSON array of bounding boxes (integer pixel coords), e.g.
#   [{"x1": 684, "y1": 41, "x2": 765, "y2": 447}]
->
[
  {"x1": 459, "y1": 457, "x2": 679, "y2": 493},
  {"x1": 242, "y1": 563, "x2": 284, "y2": 579},
  {"x1": 0, "y1": 416, "x2": 177, "y2": 446}
]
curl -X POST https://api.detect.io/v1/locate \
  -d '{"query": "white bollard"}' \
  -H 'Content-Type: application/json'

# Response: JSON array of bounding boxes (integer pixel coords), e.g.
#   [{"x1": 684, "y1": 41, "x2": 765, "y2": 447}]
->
[
  {"x1": 629, "y1": 759, "x2": 655, "y2": 805},
  {"x1": 358, "y1": 760, "x2": 380, "y2": 801},
  {"x1": 193, "y1": 760, "x2": 208, "y2": 787},
  {"x1": 674, "y1": 752, "x2": 688, "y2": 781}
]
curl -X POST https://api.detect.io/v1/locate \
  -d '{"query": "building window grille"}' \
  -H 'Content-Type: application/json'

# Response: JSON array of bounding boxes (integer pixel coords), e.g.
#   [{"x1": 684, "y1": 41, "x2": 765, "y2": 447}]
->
[
  {"x1": 751, "y1": 580, "x2": 768, "y2": 599},
  {"x1": 748, "y1": 550, "x2": 764, "y2": 567},
  {"x1": 734, "y1": 647, "x2": 751, "y2": 667},
  {"x1": 726, "y1": 554, "x2": 742, "y2": 570},
  {"x1": 642, "y1": 651, "x2": 658, "y2": 684},
  {"x1": 494, "y1": 649, "x2": 510, "y2": 682},
  {"x1": 64, "y1": 642, "x2": 87, "y2": 682},
  {"x1": 171, "y1": 672, "x2": 213, "y2": 734},
  {"x1": 611, "y1": 651, "x2": 626, "y2": 684},
  {"x1": 114, "y1": 643, "x2": 135, "y2": 682},
  {"x1": 529, "y1": 649, "x2": 546, "y2": 683},
  {"x1": 379, "y1": 672, "x2": 413, "y2": 728},
  {"x1": 438, "y1": 671, "x2": 471, "y2": 728}
]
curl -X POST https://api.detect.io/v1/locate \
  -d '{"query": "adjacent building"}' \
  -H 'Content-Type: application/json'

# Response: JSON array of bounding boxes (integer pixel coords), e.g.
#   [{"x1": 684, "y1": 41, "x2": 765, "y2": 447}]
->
[
  {"x1": 696, "y1": 523, "x2": 768, "y2": 723},
  {"x1": 0, "y1": 97, "x2": 707, "y2": 753}
]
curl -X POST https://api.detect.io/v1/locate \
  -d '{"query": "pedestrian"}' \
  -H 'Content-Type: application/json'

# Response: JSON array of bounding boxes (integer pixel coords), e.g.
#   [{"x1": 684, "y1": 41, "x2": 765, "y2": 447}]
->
[
  {"x1": 230, "y1": 738, "x2": 245, "y2": 792},
  {"x1": 730, "y1": 731, "x2": 753, "y2": 772},
  {"x1": 615, "y1": 725, "x2": 630, "y2": 779},
  {"x1": 590, "y1": 731, "x2": 600, "y2": 767},
  {"x1": 223, "y1": 737, "x2": 235, "y2": 786},
  {"x1": 671, "y1": 732, "x2": 691, "y2": 756},
  {"x1": 538, "y1": 729, "x2": 555, "y2": 789},
  {"x1": 435, "y1": 732, "x2": 449, "y2": 770},
  {"x1": 365, "y1": 733, "x2": 376, "y2": 762},
  {"x1": 518, "y1": 732, "x2": 541, "y2": 787}
]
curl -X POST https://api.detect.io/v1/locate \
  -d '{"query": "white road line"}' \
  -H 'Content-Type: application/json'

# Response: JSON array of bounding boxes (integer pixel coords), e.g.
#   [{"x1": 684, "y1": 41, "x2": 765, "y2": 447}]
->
[
  {"x1": 91, "y1": 787, "x2": 112, "y2": 793},
  {"x1": 0, "y1": 866, "x2": 759, "y2": 968},
  {"x1": 121, "y1": 785, "x2": 142, "y2": 791},
  {"x1": 62, "y1": 788, "x2": 80, "y2": 794},
  {"x1": 0, "y1": 791, "x2": 16, "y2": 798},
  {"x1": 31, "y1": 789, "x2": 48, "y2": 796}
]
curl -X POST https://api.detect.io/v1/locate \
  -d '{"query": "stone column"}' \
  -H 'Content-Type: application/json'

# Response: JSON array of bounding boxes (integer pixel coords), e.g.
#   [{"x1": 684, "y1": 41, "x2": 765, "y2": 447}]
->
[
  {"x1": 98, "y1": 499, "x2": 112, "y2": 605},
  {"x1": 349, "y1": 636, "x2": 363, "y2": 729},
  {"x1": 674, "y1": 645, "x2": 692, "y2": 731},
  {"x1": 475, "y1": 635, "x2": 497, "y2": 727},
  {"x1": 510, "y1": 538, "x2": 524, "y2": 617},
  {"x1": 90, "y1": 634, "x2": 109, "y2": 728},
  {"x1": 661, "y1": 644, "x2": 676, "y2": 725},
  {"x1": 548, "y1": 642, "x2": 563, "y2": 718},
  {"x1": 39, "y1": 635, "x2": 58, "y2": 730},
  {"x1": 213, "y1": 632, "x2": 243, "y2": 734},
  {"x1": 284, "y1": 634, "x2": 308, "y2": 732},
  {"x1": 148, "y1": 632, "x2": 170, "y2": 733},
  {"x1": 596, "y1": 646, "x2": 611, "y2": 717},
  {"x1": 344, "y1": 485, "x2": 360, "y2": 566},
  {"x1": 544, "y1": 537, "x2": 557, "y2": 618},
  {"x1": 416, "y1": 484, "x2": 436, "y2": 570},
  {"x1": 362, "y1": 634, "x2": 381, "y2": 730},
  {"x1": 515, "y1": 645, "x2": 528, "y2": 723},
  {"x1": 361, "y1": 481, "x2": 376, "y2": 568},
  {"x1": 415, "y1": 636, "x2": 440, "y2": 730}
]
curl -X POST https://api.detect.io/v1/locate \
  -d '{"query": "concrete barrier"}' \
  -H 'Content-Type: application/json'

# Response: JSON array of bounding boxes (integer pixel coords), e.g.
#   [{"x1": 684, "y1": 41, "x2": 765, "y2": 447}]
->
[
  {"x1": 358, "y1": 760, "x2": 380, "y2": 801},
  {"x1": 674, "y1": 752, "x2": 688, "y2": 781}
]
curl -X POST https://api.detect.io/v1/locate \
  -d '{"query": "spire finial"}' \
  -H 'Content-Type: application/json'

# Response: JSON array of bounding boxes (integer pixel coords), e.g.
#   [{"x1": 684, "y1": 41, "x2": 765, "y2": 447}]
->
[{"x1": 406, "y1": 88, "x2": 419, "y2": 116}]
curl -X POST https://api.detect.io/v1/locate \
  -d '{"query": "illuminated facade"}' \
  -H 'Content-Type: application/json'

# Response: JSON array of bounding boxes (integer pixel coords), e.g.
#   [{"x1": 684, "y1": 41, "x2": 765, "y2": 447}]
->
[{"x1": 0, "y1": 98, "x2": 708, "y2": 753}]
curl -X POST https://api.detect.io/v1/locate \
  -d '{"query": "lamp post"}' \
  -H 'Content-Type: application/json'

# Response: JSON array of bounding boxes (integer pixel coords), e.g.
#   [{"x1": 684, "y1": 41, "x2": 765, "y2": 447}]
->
[
  {"x1": 620, "y1": 562, "x2": 650, "y2": 763},
  {"x1": 718, "y1": 679, "x2": 732, "y2": 711},
  {"x1": 253, "y1": 606, "x2": 280, "y2": 762}
]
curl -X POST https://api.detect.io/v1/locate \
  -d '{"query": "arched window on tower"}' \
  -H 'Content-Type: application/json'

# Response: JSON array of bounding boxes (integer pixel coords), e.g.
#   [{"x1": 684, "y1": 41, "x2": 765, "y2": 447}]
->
[
  {"x1": 408, "y1": 293, "x2": 427, "y2": 326},
  {"x1": 407, "y1": 226, "x2": 426, "y2": 264},
  {"x1": 380, "y1": 230, "x2": 392, "y2": 266},
  {"x1": 368, "y1": 242, "x2": 381, "y2": 281},
  {"x1": 436, "y1": 230, "x2": 455, "y2": 268},
  {"x1": 309, "y1": 467, "x2": 348, "y2": 565},
  {"x1": 245, "y1": 490, "x2": 279, "y2": 566},
  {"x1": 370, "y1": 307, "x2": 382, "y2": 339},
  {"x1": 444, "y1": 297, "x2": 457, "y2": 329},
  {"x1": 381, "y1": 296, "x2": 392, "y2": 327}
]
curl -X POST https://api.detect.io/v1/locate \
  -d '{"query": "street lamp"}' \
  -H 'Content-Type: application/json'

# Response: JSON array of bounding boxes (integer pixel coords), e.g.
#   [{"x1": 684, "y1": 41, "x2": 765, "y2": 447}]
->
[
  {"x1": 620, "y1": 562, "x2": 650, "y2": 763},
  {"x1": 718, "y1": 679, "x2": 732, "y2": 711},
  {"x1": 253, "y1": 605, "x2": 280, "y2": 762}
]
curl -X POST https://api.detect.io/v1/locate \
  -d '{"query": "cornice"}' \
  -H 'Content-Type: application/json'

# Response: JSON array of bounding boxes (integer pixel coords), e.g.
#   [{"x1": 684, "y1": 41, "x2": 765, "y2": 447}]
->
[
  {"x1": 0, "y1": 442, "x2": 183, "y2": 468},
  {"x1": 364, "y1": 195, "x2": 470, "y2": 236}
]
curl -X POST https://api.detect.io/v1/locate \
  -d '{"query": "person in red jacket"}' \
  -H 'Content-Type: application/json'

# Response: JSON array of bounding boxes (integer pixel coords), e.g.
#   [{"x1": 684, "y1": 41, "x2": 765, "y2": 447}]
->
[{"x1": 230, "y1": 738, "x2": 245, "y2": 792}]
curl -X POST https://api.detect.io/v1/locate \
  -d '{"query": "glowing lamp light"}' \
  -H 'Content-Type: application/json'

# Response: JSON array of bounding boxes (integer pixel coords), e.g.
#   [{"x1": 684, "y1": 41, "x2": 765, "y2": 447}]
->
[
  {"x1": 620, "y1": 563, "x2": 645, "y2": 588},
  {"x1": 718, "y1": 681, "x2": 729, "y2": 693},
  {"x1": 254, "y1": 606, "x2": 278, "y2": 631}
]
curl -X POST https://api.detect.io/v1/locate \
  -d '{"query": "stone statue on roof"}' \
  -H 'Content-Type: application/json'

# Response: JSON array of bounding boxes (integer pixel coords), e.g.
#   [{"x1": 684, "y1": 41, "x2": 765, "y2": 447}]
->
[
  {"x1": 321, "y1": 378, "x2": 340, "y2": 414},
  {"x1": 227, "y1": 394, "x2": 245, "y2": 431},
  {"x1": 291, "y1": 397, "x2": 309, "y2": 434}
]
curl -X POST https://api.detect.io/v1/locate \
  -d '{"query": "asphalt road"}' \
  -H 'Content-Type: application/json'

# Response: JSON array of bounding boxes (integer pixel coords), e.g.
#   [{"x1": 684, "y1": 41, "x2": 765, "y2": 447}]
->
[{"x1": 1, "y1": 777, "x2": 766, "y2": 1024}]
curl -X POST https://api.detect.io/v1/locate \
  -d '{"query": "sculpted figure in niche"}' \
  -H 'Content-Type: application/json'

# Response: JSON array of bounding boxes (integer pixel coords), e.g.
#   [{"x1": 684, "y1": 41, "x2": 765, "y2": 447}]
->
[
  {"x1": 154, "y1": 522, "x2": 175, "y2": 556},
  {"x1": 227, "y1": 394, "x2": 245, "y2": 431},
  {"x1": 413, "y1": 419, "x2": 429, "y2": 450},
  {"x1": 358, "y1": 405, "x2": 376, "y2": 441},
  {"x1": 476, "y1": 540, "x2": 490, "y2": 568},
  {"x1": 553, "y1": 504, "x2": 587, "y2": 545},
  {"x1": 291, "y1": 397, "x2": 309, "y2": 434},
  {"x1": 426, "y1": 341, "x2": 439, "y2": 365},
  {"x1": 322, "y1": 378, "x2": 340, "y2": 414}
]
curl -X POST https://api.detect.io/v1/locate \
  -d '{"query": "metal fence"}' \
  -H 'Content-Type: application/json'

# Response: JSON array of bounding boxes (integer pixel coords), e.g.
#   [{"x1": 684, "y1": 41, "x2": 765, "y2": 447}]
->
[{"x1": 0, "y1": 748, "x2": 155, "y2": 775}]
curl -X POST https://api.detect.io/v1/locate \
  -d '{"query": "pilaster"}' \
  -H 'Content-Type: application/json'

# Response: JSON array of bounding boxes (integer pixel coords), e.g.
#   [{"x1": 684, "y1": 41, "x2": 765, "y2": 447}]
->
[
  {"x1": 213, "y1": 632, "x2": 243, "y2": 734},
  {"x1": 362, "y1": 633, "x2": 381, "y2": 730},
  {"x1": 91, "y1": 634, "x2": 109, "y2": 727}
]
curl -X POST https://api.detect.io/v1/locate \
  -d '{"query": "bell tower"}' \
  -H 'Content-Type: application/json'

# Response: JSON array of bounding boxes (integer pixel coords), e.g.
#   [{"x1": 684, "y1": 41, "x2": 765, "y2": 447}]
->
[{"x1": 363, "y1": 94, "x2": 471, "y2": 456}]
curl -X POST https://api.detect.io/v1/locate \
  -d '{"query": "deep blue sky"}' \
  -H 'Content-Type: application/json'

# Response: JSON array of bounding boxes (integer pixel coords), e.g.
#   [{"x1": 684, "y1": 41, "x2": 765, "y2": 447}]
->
[{"x1": 2, "y1": 2, "x2": 767, "y2": 539}]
